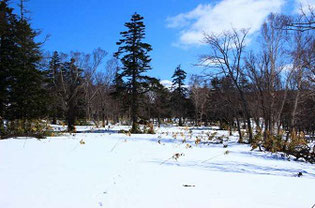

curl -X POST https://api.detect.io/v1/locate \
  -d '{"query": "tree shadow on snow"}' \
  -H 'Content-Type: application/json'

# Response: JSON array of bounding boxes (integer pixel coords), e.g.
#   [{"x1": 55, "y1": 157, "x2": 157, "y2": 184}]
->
[
  {"x1": 76, "y1": 129, "x2": 119, "y2": 134},
  {"x1": 189, "y1": 127, "x2": 219, "y2": 131},
  {"x1": 232, "y1": 150, "x2": 291, "y2": 162},
  {"x1": 151, "y1": 160, "x2": 315, "y2": 178},
  {"x1": 111, "y1": 135, "x2": 241, "y2": 149}
]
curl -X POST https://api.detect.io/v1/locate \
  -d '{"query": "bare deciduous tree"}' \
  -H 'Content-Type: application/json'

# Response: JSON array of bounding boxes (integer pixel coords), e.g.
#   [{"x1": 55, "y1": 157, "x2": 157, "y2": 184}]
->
[
  {"x1": 202, "y1": 28, "x2": 253, "y2": 142},
  {"x1": 190, "y1": 75, "x2": 209, "y2": 126},
  {"x1": 282, "y1": 5, "x2": 314, "y2": 32}
]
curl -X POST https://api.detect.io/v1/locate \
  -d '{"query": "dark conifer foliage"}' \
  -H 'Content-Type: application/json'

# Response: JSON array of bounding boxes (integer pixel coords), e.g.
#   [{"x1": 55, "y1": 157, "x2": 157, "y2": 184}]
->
[
  {"x1": 114, "y1": 13, "x2": 156, "y2": 133},
  {"x1": 46, "y1": 53, "x2": 86, "y2": 132},
  {"x1": 151, "y1": 83, "x2": 172, "y2": 127},
  {"x1": 47, "y1": 51, "x2": 63, "y2": 124},
  {"x1": 171, "y1": 65, "x2": 187, "y2": 126},
  {"x1": 7, "y1": 18, "x2": 48, "y2": 120},
  {"x1": 111, "y1": 70, "x2": 128, "y2": 114},
  {"x1": 0, "y1": 0, "x2": 17, "y2": 132},
  {"x1": 0, "y1": 0, "x2": 48, "y2": 135},
  {"x1": 0, "y1": 0, "x2": 314, "y2": 163},
  {"x1": 172, "y1": 65, "x2": 187, "y2": 96}
]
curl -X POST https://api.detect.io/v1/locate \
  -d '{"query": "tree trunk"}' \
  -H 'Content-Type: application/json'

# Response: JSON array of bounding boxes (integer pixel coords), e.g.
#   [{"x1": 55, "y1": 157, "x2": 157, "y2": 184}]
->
[
  {"x1": 236, "y1": 117, "x2": 243, "y2": 143},
  {"x1": 179, "y1": 117, "x2": 183, "y2": 126},
  {"x1": 102, "y1": 111, "x2": 106, "y2": 128},
  {"x1": 67, "y1": 99, "x2": 76, "y2": 132},
  {"x1": 234, "y1": 81, "x2": 253, "y2": 143},
  {"x1": 52, "y1": 116, "x2": 57, "y2": 125}
]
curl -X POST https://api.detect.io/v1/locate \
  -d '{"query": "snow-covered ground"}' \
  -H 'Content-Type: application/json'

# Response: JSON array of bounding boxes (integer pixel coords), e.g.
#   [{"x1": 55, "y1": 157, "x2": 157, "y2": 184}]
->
[{"x1": 1, "y1": 125, "x2": 314, "y2": 208}]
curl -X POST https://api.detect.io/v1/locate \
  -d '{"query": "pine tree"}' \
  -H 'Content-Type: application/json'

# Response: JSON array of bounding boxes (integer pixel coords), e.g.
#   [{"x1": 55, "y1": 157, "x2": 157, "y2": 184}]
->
[
  {"x1": 6, "y1": 10, "x2": 48, "y2": 122},
  {"x1": 111, "y1": 70, "x2": 128, "y2": 122},
  {"x1": 152, "y1": 83, "x2": 172, "y2": 127},
  {"x1": 0, "y1": 0, "x2": 18, "y2": 132},
  {"x1": 47, "y1": 51, "x2": 62, "y2": 124},
  {"x1": 0, "y1": 0, "x2": 48, "y2": 134},
  {"x1": 171, "y1": 65, "x2": 187, "y2": 126},
  {"x1": 114, "y1": 13, "x2": 154, "y2": 133}
]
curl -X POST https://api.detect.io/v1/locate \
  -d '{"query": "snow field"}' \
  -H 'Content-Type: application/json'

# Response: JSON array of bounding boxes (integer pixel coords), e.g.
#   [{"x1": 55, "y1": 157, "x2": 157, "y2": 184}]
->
[{"x1": 0, "y1": 125, "x2": 314, "y2": 208}]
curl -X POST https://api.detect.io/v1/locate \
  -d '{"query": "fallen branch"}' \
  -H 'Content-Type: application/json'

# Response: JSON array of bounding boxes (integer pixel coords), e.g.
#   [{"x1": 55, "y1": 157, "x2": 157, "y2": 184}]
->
[
  {"x1": 183, "y1": 184, "x2": 195, "y2": 187},
  {"x1": 160, "y1": 153, "x2": 185, "y2": 165}
]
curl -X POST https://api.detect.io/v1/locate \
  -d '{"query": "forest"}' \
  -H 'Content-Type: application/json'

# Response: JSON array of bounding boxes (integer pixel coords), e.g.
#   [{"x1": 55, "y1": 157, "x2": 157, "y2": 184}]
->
[
  {"x1": 0, "y1": 0, "x2": 314, "y2": 162},
  {"x1": 1, "y1": 1, "x2": 315, "y2": 207}
]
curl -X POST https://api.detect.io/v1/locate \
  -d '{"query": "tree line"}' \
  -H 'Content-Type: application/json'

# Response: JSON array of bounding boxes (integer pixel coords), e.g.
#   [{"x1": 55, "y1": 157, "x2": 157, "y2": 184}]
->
[{"x1": 0, "y1": 0, "x2": 314, "y2": 161}]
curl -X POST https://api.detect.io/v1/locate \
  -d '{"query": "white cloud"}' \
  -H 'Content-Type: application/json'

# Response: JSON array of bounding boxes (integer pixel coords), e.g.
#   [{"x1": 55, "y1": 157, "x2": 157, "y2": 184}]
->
[
  {"x1": 282, "y1": 63, "x2": 293, "y2": 73},
  {"x1": 167, "y1": 0, "x2": 285, "y2": 46},
  {"x1": 167, "y1": 4, "x2": 212, "y2": 28},
  {"x1": 160, "y1": 80, "x2": 173, "y2": 89}
]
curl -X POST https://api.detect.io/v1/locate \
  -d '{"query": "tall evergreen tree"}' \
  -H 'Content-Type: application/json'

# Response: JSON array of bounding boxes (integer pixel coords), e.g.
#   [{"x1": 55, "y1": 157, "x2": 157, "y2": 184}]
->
[
  {"x1": 47, "y1": 51, "x2": 63, "y2": 124},
  {"x1": 0, "y1": 0, "x2": 17, "y2": 132},
  {"x1": 111, "y1": 70, "x2": 128, "y2": 121},
  {"x1": 171, "y1": 65, "x2": 187, "y2": 126},
  {"x1": 114, "y1": 13, "x2": 154, "y2": 133},
  {"x1": 6, "y1": 9, "x2": 48, "y2": 122},
  {"x1": 0, "y1": 0, "x2": 48, "y2": 134},
  {"x1": 151, "y1": 83, "x2": 172, "y2": 127}
]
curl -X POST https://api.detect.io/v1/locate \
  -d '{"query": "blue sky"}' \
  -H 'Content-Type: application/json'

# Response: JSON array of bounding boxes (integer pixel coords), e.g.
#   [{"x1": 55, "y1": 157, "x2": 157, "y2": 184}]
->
[{"x1": 11, "y1": 0, "x2": 314, "y2": 82}]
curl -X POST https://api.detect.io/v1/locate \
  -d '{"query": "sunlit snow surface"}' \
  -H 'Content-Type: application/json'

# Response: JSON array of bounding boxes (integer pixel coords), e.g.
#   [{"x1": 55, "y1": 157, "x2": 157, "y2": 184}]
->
[{"x1": 1, "y1": 125, "x2": 314, "y2": 208}]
